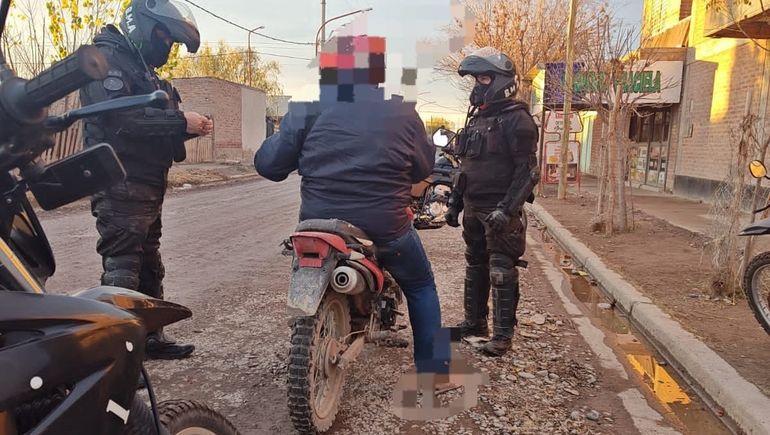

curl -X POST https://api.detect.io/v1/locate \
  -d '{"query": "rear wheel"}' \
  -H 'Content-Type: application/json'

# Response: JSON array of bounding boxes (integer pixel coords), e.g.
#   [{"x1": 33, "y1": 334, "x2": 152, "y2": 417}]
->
[
  {"x1": 288, "y1": 292, "x2": 351, "y2": 434},
  {"x1": 743, "y1": 251, "x2": 770, "y2": 335}
]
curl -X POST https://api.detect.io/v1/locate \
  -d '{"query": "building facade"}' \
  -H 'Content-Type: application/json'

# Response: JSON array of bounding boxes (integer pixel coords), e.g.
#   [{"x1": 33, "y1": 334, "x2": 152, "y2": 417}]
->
[
  {"x1": 527, "y1": 0, "x2": 770, "y2": 203},
  {"x1": 173, "y1": 77, "x2": 268, "y2": 162}
]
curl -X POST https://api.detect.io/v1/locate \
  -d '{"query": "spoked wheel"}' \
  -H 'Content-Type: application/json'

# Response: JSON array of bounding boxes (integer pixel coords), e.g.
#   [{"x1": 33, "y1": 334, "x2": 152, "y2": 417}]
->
[
  {"x1": 288, "y1": 292, "x2": 351, "y2": 434},
  {"x1": 743, "y1": 252, "x2": 770, "y2": 335}
]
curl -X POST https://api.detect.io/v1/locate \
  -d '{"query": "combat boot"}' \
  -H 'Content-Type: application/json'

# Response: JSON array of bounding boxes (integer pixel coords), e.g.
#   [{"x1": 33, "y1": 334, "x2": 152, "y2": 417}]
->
[
  {"x1": 456, "y1": 264, "x2": 491, "y2": 338},
  {"x1": 482, "y1": 260, "x2": 520, "y2": 357}
]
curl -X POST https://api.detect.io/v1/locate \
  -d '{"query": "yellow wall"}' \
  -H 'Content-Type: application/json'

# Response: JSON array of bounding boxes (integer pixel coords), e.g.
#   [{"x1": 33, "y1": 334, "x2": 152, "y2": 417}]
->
[{"x1": 644, "y1": 0, "x2": 687, "y2": 38}]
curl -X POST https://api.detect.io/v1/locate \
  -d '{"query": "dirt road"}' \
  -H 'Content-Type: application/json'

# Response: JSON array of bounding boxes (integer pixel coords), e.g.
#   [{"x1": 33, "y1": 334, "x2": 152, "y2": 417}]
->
[{"x1": 41, "y1": 177, "x2": 689, "y2": 434}]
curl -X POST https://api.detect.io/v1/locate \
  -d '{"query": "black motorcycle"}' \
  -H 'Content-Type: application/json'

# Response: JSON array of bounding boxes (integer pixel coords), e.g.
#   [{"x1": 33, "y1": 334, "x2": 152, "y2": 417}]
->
[
  {"x1": 740, "y1": 159, "x2": 770, "y2": 336},
  {"x1": 410, "y1": 128, "x2": 459, "y2": 230},
  {"x1": 0, "y1": 2, "x2": 238, "y2": 433}
]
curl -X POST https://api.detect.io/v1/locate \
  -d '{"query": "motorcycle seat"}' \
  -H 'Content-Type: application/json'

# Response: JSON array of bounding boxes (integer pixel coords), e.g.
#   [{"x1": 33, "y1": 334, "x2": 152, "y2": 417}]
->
[{"x1": 295, "y1": 219, "x2": 375, "y2": 250}]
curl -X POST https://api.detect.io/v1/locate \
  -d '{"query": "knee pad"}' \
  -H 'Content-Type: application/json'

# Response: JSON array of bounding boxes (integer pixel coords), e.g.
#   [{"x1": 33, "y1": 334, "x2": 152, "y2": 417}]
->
[{"x1": 489, "y1": 254, "x2": 518, "y2": 287}]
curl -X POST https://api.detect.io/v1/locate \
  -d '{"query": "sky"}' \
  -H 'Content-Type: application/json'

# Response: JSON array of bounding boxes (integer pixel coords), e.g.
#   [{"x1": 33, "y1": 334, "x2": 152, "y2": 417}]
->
[{"x1": 185, "y1": 0, "x2": 643, "y2": 123}]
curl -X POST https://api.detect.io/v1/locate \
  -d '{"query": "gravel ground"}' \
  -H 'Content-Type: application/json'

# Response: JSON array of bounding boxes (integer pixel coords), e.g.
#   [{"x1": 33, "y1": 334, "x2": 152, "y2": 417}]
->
[{"x1": 40, "y1": 176, "x2": 670, "y2": 434}]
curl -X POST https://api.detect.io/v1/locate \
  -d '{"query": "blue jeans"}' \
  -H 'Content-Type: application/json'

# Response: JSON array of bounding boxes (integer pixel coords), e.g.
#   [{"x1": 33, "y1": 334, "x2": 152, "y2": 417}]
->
[{"x1": 378, "y1": 226, "x2": 446, "y2": 373}]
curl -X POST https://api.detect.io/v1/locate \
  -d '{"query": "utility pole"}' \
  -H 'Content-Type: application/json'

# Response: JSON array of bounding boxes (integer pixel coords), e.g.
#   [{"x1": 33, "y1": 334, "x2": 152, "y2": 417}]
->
[
  {"x1": 558, "y1": 0, "x2": 578, "y2": 200},
  {"x1": 246, "y1": 26, "x2": 265, "y2": 88},
  {"x1": 320, "y1": 0, "x2": 327, "y2": 48}
]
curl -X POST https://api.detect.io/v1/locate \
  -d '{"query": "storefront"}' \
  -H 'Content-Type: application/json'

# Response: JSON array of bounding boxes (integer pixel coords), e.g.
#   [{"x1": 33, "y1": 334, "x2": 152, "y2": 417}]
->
[
  {"x1": 525, "y1": 59, "x2": 684, "y2": 192},
  {"x1": 628, "y1": 107, "x2": 673, "y2": 188}
]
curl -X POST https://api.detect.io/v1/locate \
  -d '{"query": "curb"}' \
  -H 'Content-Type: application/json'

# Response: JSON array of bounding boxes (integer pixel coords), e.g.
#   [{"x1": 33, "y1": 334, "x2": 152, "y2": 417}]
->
[
  {"x1": 528, "y1": 202, "x2": 770, "y2": 435},
  {"x1": 170, "y1": 173, "x2": 259, "y2": 191}
]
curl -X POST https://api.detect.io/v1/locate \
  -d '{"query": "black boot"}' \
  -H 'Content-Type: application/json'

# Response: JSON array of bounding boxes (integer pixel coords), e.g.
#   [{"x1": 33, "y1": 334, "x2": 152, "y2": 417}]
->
[
  {"x1": 482, "y1": 262, "x2": 520, "y2": 357},
  {"x1": 145, "y1": 329, "x2": 194, "y2": 360},
  {"x1": 457, "y1": 264, "x2": 491, "y2": 338}
]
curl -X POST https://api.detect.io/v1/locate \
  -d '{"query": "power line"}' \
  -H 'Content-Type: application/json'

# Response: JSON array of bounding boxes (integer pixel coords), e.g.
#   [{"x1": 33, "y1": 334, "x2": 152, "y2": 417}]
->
[
  {"x1": 182, "y1": 0, "x2": 315, "y2": 46},
  {"x1": 183, "y1": 50, "x2": 312, "y2": 61},
  {"x1": 11, "y1": 50, "x2": 312, "y2": 67}
]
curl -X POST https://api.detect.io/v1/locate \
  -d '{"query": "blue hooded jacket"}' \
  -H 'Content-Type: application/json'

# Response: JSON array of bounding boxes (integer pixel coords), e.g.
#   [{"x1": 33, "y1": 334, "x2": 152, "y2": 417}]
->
[{"x1": 255, "y1": 100, "x2": 434, "y2": 243}]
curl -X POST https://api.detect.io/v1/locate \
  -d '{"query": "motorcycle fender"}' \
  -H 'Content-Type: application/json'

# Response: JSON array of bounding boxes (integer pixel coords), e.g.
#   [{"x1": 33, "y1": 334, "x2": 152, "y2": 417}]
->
[
  {"x1": 287, "y1": 255, "x2": 336, "y2": 317},
  {"x1": 74, "y1": 286, "x2": 192, "y2": 332},
  {"x1": 740, "y1": 216, "x2": 770, "y2": 236}
]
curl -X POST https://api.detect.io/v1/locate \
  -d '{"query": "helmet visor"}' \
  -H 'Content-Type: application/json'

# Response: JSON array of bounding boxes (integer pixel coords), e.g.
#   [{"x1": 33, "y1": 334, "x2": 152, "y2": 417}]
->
[
  {"x1": 469, "y1": 47, "x2": 513, "y2": 73},
  {"x1": 147, "y1": 0, "x2": 197, "y2": 27},
  {"x1": 146, "y1": 0, "x2": 200, "y2": 52}
]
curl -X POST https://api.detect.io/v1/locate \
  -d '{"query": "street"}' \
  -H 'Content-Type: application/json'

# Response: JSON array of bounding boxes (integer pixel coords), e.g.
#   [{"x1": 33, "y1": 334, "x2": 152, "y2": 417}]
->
[{"x1": 42, "y1": 177, "x2": 697, "y2": 435}]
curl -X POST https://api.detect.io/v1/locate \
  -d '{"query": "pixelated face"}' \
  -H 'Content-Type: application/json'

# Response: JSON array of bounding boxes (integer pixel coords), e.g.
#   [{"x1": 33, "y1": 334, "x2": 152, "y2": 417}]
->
[{"x1": 319, "y1": 35, "x2": 387, "y2": 102}]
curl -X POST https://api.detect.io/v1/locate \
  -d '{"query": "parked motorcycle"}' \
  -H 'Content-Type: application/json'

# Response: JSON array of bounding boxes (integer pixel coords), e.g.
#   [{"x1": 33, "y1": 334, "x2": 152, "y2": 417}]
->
[
  {"x1": 410, "y1": 128, "x2": 460, "y2": 230},
  {"x1": 0, "y1": 3, "x2": 238, "y2": 432},
  {"x1": 741, "y1": 159, "x2": 770, "y2": 335}
]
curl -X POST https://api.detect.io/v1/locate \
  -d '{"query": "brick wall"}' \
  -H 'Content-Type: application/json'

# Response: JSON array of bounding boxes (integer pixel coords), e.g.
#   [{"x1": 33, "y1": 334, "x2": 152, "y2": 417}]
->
[
  {"x1": 173, "y1": 77, "x2": 244, "y2": 150},
  {"x1": 675, "y1": 37, "x2": 766, "y2": 184}
]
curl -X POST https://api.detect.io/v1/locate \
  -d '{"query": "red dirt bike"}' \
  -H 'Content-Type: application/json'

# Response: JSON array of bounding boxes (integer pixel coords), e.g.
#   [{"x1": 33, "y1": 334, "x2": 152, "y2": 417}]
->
[{"x1": 282, "y1": 219, "x2": 406, "y2": 434}]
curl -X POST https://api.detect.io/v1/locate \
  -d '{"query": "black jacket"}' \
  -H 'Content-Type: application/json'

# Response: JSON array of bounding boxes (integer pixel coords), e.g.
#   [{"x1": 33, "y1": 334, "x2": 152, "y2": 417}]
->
[
  {"x1": 80, "y1": 25, "x2": 189, "y2": 188},
  {"x1": 457, "y1": 101, "x2": 539, "y2": 210},
  {"x1": 255, "y1": 100, "x2": 433, "y2": 243}
]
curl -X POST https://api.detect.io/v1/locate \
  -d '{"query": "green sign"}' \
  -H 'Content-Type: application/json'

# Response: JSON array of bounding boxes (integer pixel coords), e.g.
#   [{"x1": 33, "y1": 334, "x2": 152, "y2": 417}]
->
[{"x1": 573, "y1": 70, "x2": 663, "y2": 94}]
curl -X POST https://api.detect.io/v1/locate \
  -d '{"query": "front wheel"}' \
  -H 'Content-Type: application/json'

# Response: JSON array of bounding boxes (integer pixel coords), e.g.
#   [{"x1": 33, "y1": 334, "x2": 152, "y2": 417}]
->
[
  {"x1": 743, "y1": 252, "x2": 770, "y2": 335},
  {"x1": 158, "y1": 400, "x2": 240, "y2": 434},
  {"x1": 288, "y1": 292, "x2": 351, "y2": 434}
]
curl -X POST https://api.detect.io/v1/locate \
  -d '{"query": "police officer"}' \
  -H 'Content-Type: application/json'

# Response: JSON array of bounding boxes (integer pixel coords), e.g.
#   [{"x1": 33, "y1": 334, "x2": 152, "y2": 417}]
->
[
  {"x1": 80, "y1": 0, "x2": 212, "y2": 359},
  {"x1": 445, "y1": 47, "x2": 539, "y2": 357}
]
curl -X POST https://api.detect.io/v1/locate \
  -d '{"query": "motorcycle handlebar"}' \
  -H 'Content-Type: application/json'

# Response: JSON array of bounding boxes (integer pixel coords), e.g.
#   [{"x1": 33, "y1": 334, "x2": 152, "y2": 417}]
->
[
  {"x1": 18, "y1": 45, "x2": 108, "y2": 115},
  {"x1": 0, "y1": 45, "x2": 107, "y2": 128}
]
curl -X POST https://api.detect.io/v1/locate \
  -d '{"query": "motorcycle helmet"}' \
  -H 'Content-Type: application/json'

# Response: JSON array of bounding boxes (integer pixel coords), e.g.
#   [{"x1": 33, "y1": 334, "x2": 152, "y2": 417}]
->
[
  {"x1": 458, "y1": 47, "x2": 519, "y2": 106},
  {"x1": 120, "y1": 0, "x2": 201, "y2": 67}
]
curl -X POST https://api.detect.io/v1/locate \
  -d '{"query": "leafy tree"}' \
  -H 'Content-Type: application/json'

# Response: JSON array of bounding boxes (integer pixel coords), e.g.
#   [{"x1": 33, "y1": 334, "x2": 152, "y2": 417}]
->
[
  {"x1": 168, "y1": 41, "x2": 283, "y2": 96},
  {"x1": 425, "y1": 116, "x2": 456, "y2": 134}
]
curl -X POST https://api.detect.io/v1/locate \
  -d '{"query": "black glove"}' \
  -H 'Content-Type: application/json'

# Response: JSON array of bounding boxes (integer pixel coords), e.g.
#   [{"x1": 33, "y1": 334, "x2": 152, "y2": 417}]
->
[
  {"x1": 484, "y1": 209, "x2": 511, "y2": 233},
  {"x1": 445, "y1": 206, "x2": 461, "y2": 228}
]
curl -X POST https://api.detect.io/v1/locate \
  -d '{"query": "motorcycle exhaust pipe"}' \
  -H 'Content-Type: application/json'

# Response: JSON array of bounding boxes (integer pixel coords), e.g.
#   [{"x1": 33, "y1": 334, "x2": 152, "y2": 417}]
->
[{"x1": 331, "y1": 266, "x2": 366, "y2": 295}]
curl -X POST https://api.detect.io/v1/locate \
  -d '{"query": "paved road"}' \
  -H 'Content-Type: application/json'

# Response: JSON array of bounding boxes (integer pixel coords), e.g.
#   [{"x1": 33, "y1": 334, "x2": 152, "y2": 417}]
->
[{"x1": 41, "y1": 177, "x2": 683, "y2": 434}]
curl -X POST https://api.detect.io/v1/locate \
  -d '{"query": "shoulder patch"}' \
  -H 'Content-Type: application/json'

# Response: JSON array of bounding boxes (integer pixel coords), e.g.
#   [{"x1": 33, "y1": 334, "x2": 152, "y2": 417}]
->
[
  {"x1": 103, "y1": 76, "x2": 125, "y2": 91},
  {"x1": 107, "y1": 69, "x2": 123, "y2": 78}
]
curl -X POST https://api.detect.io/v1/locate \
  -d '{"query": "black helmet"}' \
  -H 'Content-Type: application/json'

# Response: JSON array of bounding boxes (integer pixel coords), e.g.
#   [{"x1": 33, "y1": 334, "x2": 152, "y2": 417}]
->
[
  {"x1": 458, "y1": 47, "x2": 519, "y2": 106},
  {"x1": 121, "y1": 0, "x2": 200, "y2": 66}
]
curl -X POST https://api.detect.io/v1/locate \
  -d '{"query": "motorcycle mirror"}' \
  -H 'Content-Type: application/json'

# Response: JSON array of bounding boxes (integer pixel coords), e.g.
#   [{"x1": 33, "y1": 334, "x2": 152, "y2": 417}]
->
[
  {"x1": 750, "y1": 160, "x2": 768, "y2": 179},
  {"x1": 45, "y1": 90, "x2": 169, "y2": 131},
  {"x1": 432, "y1": 127, "x2": 455, "y2": 148}
]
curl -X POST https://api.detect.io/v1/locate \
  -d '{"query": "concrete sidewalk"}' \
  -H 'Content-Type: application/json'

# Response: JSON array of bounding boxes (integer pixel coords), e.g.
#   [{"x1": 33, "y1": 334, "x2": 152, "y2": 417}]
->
[{"x1": 554, "y1": 177, "x2": 747, "y2": 236}]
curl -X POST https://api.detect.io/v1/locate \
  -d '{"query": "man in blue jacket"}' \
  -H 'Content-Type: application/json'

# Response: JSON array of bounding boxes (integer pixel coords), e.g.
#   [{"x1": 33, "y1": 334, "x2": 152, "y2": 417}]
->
[{"x1": 255, "y1": 35, "x2": 443, "y2": 375}]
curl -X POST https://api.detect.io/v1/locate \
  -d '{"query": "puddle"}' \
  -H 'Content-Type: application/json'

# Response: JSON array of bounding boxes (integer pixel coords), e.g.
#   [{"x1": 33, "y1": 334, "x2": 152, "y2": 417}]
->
[{"x1": 546, "y1": 243, "x2": 733, "y2": 435}]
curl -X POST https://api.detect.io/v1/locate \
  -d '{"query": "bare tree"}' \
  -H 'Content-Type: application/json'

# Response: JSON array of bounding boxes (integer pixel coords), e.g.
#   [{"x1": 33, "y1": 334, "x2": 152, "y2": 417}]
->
[
  {"x1": 560, "y1": 11, "x2": 677, "y2": 234},
  {"x1": 436, "y1": 0, "x2": 605, "y2": 100}
]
